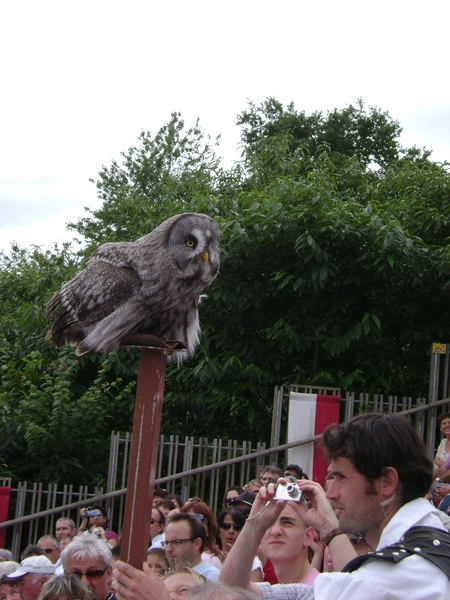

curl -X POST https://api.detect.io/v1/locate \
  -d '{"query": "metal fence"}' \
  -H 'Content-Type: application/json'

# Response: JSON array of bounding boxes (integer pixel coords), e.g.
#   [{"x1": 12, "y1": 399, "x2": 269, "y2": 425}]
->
[
  {"x1": 0, "y1": 480, "x2": 106, "y2": 561},
  {"x1": 107, "y1": 432, "x2": 268, "y2": 515},
  {"x1": 0, "y1": 434, "x2": 268, "y2": 559}
]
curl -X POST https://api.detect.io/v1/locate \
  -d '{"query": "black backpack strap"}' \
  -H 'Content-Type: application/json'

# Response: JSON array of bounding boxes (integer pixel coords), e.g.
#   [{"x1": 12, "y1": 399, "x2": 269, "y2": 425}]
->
[{"x1": 342, "y1": 526, "x2": 450, "y2": 578}]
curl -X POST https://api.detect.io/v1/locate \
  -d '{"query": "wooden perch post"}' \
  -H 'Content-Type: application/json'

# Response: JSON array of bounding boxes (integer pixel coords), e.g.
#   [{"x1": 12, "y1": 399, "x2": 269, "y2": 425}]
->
[{"x1": 118, "y1": 335, "x2": 185, "y2": 568}]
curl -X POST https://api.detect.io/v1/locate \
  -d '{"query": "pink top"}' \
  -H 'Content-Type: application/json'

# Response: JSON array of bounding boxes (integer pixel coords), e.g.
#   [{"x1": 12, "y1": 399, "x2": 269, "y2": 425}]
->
[
  {"x1": 201, "y1": 551, "x2": 223, "y2": 570},
  {"x1": 301, "y1": 568, "x2": 320, "y2": 585}
]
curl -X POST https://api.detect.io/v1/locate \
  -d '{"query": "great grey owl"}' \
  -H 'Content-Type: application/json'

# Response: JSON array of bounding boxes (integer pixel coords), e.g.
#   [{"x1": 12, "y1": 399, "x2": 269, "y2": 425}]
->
[{"x1": 45, "y1": 212, "x2": 220, "y2": 358}]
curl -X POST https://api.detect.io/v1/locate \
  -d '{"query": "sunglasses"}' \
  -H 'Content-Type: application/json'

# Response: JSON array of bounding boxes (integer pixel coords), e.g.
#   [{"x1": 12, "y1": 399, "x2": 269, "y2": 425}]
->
[
  {"x1": 69, "y1": 566, "x2": 108, "y2": 581},
  {"x1": 150, "y1": 518, "x2": 162, "y2": 524},
  {"x1": 220, "y1": 522, "x2": 242, "y2": 531},
  {"x1": 190, "y1": 513, "x2": 208, "y2": 524},
  {"x1": 43, "y1": 548, "x2": 57, "y2": 554}
]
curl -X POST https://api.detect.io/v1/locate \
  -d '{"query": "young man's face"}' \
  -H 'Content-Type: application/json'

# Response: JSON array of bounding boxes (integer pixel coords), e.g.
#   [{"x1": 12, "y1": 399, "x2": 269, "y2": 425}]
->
[
  {"x1": 261, "y1": 471, "x2": 279, "y2": 485},
  {"x1": 325, "y1": 457, "x2": 383, "y2": 535},
  {"x1": 59, "y1": 535, "x2": 72, "y2": 551},
  {"x1": 261, "y1": 504, "x2": 313, "y2": 563}
]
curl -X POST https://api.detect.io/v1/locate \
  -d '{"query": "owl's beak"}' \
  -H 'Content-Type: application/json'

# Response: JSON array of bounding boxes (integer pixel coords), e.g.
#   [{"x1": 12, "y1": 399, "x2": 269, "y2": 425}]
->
[{"x1": 196, "y1": 251, "x2": 209, "y2": 263}]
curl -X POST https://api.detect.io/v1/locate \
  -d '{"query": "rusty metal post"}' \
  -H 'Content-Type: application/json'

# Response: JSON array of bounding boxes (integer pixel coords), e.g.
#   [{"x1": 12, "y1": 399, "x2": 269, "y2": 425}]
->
[{"x1": 119, "y1": 347, "x2": 167, "y2": 568}]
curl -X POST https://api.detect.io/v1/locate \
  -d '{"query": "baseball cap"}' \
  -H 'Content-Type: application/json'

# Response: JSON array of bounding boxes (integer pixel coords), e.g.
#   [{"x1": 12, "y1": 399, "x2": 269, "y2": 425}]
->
[
  {"x1": 285, "y1": 464, "x2": 307, "y2": 479},
  {"x1": 7, "y1": 556, "x2": 55, "y2": 578},
  {"x1": 229, "y1": 492, "x2": 256, "y2": 507}
]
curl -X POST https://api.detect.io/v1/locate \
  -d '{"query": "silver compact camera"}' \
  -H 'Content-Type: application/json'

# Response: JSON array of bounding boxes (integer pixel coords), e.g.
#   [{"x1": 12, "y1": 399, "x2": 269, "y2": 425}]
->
[
  {"x1": 91, "y1": 528, "x2": 100, "y2": 535},
  {"x1": 273, "y1": 481, "x2": 303, "y2": 503}
]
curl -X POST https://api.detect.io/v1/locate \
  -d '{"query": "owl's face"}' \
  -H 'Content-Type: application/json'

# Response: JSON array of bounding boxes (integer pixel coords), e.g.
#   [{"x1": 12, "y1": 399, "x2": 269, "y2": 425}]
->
[{"x1": 167, "y1": 214, "x2": 220, "y2": 282}]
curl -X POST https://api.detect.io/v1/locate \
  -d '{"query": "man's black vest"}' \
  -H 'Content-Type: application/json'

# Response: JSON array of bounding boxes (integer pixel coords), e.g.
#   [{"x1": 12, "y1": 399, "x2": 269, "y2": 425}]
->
[{"x1": 342, "y1": 526, "x2": 450, "y2": 578}]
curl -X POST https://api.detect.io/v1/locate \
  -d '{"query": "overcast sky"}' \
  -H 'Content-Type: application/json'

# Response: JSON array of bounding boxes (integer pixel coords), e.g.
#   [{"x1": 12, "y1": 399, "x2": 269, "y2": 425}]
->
[{"x1": 1, "y1": 1, "x2": 449, "y2": 253}]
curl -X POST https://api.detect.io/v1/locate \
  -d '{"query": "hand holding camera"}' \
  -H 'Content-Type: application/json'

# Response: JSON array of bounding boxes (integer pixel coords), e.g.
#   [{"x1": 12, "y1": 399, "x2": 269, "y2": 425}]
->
[
  {"x1": 273, "y1": 480, "x2": 304, "y2": 503},
  {"x1": 80, "y1": 506, "x2": 102, "y2": 519},
  {"x1": 91, "y1": 526, "x2": 106, "y2": 540}
]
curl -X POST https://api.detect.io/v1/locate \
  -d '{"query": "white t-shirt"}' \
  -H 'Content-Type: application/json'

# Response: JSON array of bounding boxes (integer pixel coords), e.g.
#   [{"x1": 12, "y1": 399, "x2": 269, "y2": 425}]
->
[
  {"x1": 148, "y1": 533, "x2": 164, "y2": 550},
  {"x1": 192, "y1": 560, "x2": 221, "y2": 582}
]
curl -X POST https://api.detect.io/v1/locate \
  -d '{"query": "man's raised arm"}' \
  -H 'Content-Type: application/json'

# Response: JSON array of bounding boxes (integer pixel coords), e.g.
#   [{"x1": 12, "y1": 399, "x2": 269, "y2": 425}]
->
[{"x1": 219, "y1": 485, "x2": 285, "y2": 593}]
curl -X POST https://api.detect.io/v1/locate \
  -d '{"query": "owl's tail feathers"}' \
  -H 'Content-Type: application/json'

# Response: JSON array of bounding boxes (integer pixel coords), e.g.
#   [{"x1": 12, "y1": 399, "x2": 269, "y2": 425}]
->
[
  {"x1": 46, "y1": 325, "x2": 87, "y2": 349},
  {"x1": 45, "y1": 291, "x2": 85, "y2": 348},
  {"x1": 75, "y1": 342, "x2": 91, "y2": 356}
]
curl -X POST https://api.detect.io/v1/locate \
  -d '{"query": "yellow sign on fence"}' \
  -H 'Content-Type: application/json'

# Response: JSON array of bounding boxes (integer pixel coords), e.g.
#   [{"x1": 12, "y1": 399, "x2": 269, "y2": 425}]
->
[{"x1": 432, "y1": 343, "x2": 447, "y2": 354}]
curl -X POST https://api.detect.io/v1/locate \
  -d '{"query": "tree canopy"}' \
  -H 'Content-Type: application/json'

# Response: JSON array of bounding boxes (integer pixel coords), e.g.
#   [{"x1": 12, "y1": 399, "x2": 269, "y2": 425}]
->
[{"x1": 1, "y1": 99, "x2": 450, "y2": 484}]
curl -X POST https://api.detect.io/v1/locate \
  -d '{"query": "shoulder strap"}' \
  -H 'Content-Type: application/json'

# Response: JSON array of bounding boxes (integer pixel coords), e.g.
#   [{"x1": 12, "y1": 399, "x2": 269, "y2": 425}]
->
[{"x1": 342, "y1": 526, "x2": 450, "y2": 578}]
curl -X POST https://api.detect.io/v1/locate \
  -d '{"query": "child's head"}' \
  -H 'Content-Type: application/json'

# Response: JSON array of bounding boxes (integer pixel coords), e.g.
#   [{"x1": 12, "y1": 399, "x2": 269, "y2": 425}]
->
[
  {"x1": 110, "y1": 544, "x2": 121, "y2": 569},
  {"x1": 146, "y1": 548, "x2": 169, "y2": 576}
]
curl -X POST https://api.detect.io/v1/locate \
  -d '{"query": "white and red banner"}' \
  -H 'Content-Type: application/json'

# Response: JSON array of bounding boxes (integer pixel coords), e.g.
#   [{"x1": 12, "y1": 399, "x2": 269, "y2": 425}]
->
[
  {"x1": 287, "y1": 393, "x2": 341, "y2": 486},
  {"x1": 0, "y1": 486, "x2": 11, "y2": 548}
]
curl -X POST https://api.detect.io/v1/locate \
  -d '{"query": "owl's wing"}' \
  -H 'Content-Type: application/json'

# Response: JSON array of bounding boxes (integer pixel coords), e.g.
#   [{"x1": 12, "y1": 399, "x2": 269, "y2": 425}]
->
[
  {"x1": 90, "y1": 241, "x2": 136, "y2": 267},
  {"x1": 45, "y1": 261, "x2": 141, "y2": 348},
  {"x1": 75, "y1": 296, "x2": 151, "y2": 355}
]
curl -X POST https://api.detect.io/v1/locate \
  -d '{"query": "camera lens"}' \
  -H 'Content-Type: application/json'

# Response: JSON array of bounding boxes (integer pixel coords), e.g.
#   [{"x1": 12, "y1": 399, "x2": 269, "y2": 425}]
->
[{"x1": 286, "y1": 484, "x2": 297, "y2": 497}]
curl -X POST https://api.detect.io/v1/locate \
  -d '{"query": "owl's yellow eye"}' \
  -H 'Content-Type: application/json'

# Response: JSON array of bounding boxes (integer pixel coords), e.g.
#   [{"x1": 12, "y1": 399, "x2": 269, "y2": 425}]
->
[{"x1": 186, "y1": 239, "x2": 195, "y2": 247}]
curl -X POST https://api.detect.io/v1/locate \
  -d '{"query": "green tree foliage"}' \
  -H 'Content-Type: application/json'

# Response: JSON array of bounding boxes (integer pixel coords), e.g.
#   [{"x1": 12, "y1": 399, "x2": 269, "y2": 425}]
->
[
  {"x1": 237, "y1": 97, "x2": 402, "y2": 183},
  {"x1": 1, "y1": 100, "x2": 450, "y2": 483},
  {"x1": 69, "y1": 112, "x2": 238, "y2": 248},
  {"x1": 0, "y1": 246, "x2": 136, "y2": 483}
]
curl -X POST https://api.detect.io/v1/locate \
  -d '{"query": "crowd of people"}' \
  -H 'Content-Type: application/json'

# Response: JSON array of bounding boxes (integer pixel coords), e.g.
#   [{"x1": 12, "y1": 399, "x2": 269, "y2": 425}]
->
[{"x1": 1, "y1": 412, "x2": 450, "y2": 600}]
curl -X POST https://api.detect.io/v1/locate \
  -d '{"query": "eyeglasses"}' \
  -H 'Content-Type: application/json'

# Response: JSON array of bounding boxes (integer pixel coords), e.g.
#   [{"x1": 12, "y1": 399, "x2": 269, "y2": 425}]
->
[
  {"x1": 160, "y1": 538, "x2": 195, "y2": 549},
  {"x1": 68, "y1": 566, "x2": 108, "y2": 580},
  {"x1": 191, "y1": 514, "x2": 208, "y2": 524},
  {"x1": 220, "y1": 522, "x2": 242, "y2": 531}
]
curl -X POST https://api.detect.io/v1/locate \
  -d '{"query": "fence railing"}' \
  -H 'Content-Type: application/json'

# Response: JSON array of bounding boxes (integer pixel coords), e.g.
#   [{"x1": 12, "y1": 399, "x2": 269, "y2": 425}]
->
[
  {"x1": 107, "y1": 432, "x2": 268, "y2": 517},
  {"x1": 0, "y1": 481, "x2": 106, "y2": 561},
  {"x1": 0, "y1": 434, "x2": 268, "y2": 559},
  {"x1": 341, "y1": 392, "x2": 448, "y2": 457},
  {"x1": 1, "y1": 391, "x2": 449, "y2": 560}
]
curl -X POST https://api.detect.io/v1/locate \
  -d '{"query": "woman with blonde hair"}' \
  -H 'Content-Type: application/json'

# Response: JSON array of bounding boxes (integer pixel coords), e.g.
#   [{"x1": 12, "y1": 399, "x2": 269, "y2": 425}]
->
[{"x1": 244, "y1": 480, "x2": 263, "y2": 494}]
